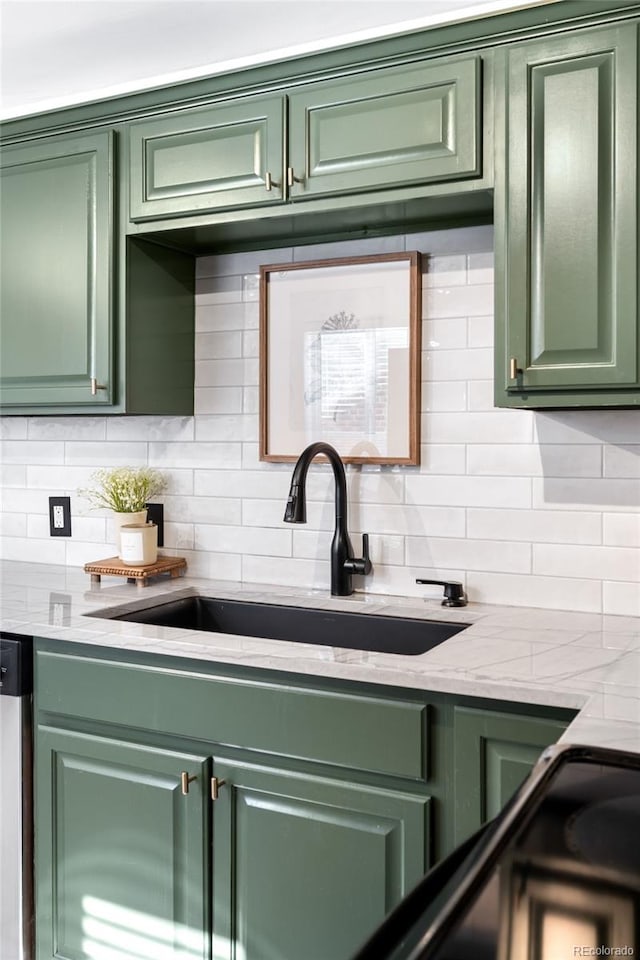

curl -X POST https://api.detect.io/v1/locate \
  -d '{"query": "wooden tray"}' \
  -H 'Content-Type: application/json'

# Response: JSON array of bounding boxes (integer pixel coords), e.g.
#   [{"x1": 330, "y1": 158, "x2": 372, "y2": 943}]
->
[{"x1": 84, "y1": 555, "x2": 187, "y2": 587}]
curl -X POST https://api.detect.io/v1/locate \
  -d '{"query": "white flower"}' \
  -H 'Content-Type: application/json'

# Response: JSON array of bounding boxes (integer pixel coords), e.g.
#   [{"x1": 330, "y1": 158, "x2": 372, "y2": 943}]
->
[{"x1": 79, "y1": 467, "x2": 167, "y2": 513}]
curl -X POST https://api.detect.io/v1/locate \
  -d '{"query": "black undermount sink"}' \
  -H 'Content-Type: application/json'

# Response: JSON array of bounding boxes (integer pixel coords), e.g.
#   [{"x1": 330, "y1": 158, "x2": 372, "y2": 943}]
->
[{"x1": 106, "y1": 596, "x2": 469, "y2": 656}]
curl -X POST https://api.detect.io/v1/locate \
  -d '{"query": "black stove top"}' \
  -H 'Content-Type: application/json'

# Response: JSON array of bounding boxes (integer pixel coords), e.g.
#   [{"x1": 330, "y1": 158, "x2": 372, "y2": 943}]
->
[{"x1": 353, "y1": 746, "x2": 640, "y2": 960}]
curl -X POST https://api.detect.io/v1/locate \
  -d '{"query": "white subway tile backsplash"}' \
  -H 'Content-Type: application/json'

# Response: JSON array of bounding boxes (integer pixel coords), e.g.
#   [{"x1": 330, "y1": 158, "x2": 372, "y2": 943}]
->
[
  {"x1": 423, "y1": 255, "x2": 467, "y2": 287},
  {"x1": 0, "y1": 418, "x2": 28, "y2": 440},
  {"x1": 65, "y1": 441, "x2": 147, "y2": 466},
  {"x1": 196, "y1": 301, "x2": 247, "y2": 331},
  {"x1": 0, "y1": 535, "x2": 66, "y2": 565},
  {"x1": 603, "y1": 582, "x2": 640, "y2": 617},
  {"x1": 162, "y1": 495, "x2": 242, "y2": 525},
  {"x1": 467, "y1": 508, "x2": 602, "y2": 545},
  {"x1": 3, "y1": 441, "x2": 65, "y2": 464},
  {"x1": 105, "y1": 417, "x2": 194, "y2": 443},
  {"x1": 424, "y1": 283, "x2": 493, "y2": 319},
  {"x1": 467, "y1": 444, "x2": 601, "y2": 478},
  {"x1": 534, "y1": 411, "x2": 640, "y2": 445},
  {"x1": 28, "y1": 417, "x2": 107, "y2": 441},
  {"x1": 533, "y1": 543, "x2": 640, "y2": 582},
  {"x1": 195, "y1": 387, "x2": 244, "y2": 415},
  {"x1": 0, "y1": 513, "x2": 27, "y2": 537},
  {"x1": 406, "y1": 536, "x2": 531, "y2": 574},
  {"x1": 422, "y1": 381, "x2": 468, "y2": 412},
  {"x1": 195, "y1": 415, "x2": 257, "y2": 443},
  {"x1": 467, "y1": 571, "x2": 603, "y2": 613},
  {"x1": 533, "y1": 478, "x2": 640, "y2": 512},
  {"x1": 424, "y1": 411, "x2": 533, "y2": 444},
  {"x1": 195, "y1": 524, "x2": 292, "y2": 557},
  {"x1": 423, "y1": 348, "x2": 493, "y2": 382},
  {"x1": 148, "y1": 442, "x2": 242, "y2": 470},
  {"x1": 406, "y1": 475, "x2": 531, "y2": 508},
  {"x1": 1, "y1": 226, "x2": 638, "y2": 615},
  {"x1": 0, "y1": 465, "x2": 27, "y2": 487},
  {"x1": 604, "y1": 514, "x2": 640, "y2": 548},
  {"x1": 196, "y1": 331, "x2": 242, "y2": 359},
  {"x1": 467, "y1": 315, "x2": 494, "y2": 348},
  {"x1": 467, "y1": 252, "x2": 494, "y2": 285},
  {"x1": 467, "y1": 380, "x2": 494, "y2": 411},
  {"x1": 423, "y1": 317, "x2": 468, "y2": 349},
  {"x1": 194, "y1": 275, "x2": 242, "y2": 303},
  {"x1": 603, "y1": 445, "x2": 640, "y2": 478}
]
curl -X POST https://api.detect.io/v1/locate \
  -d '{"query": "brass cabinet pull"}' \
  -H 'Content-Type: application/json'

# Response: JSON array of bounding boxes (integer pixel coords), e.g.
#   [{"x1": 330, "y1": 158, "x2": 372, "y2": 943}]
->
[
  {"x1": 286, "y1": 167, "x2": 303, "y2": 188},
  {"x1": 509, "y1": 357, "x2": 521, "y2": 381},
  {"x1": 181, "y1": 771, "x2": 197, "y2": 795},
  {"x1": 90, "y1": 377, "x2": 107, "y2": 396},
  {"x1": 265, "y1": 171, "x2": 280, "y2": 191},
  {"x1": 211, "y1": 777, "x2": 227, "y2": 801}
]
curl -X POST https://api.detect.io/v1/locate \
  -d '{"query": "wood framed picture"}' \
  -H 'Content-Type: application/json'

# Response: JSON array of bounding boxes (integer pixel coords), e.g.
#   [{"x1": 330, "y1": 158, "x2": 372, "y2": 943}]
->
[{"x1": 259, "y1": 251, "x2": 421, "y2": 464}]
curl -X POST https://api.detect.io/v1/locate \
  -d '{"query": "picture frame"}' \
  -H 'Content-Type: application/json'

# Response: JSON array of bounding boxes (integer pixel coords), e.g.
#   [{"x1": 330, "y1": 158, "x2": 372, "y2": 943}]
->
[{"x1": 259, "y1": 251, "x2": 421, "y2": 464}]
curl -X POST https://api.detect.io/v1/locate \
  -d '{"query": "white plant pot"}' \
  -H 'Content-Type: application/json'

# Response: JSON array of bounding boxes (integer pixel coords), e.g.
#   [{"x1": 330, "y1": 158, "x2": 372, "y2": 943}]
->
[
  {"x1": 112, "y1": 510, "x2": 148, "y2": 556},
  {"x1": 120, "y1": 522, "x2": 158, "y2": 566}
]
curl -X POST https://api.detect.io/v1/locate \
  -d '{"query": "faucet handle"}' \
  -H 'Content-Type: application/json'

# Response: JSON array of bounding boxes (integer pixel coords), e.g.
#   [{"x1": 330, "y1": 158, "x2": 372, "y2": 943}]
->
[{"x1": 344, "y1": 534, "x2": 373, "y2": 577}]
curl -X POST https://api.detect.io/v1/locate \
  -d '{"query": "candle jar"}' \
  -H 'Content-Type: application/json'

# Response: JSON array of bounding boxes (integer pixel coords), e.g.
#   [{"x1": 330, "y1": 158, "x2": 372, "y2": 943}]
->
[{"x1": 120, "y1": 522, "x2": 158, "y2": 566}]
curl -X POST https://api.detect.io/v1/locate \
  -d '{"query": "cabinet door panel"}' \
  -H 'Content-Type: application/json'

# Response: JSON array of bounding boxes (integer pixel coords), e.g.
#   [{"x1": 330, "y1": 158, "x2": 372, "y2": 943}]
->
[
  {"x1": 35, "y1": 726, "x2": 210, "y2": 960},
  {"x1": 501, "y1": 26, "x2": 637, "y2": 394},
  {"x1": 212, "y1": 759, "x2": 429, "y2": 960},
  {"x1": 453, "y1": 706, "x2": 568, "y2": 843},
  {"x1": 0, "y1": 131, "x2": 113, "y2": 406},
  {"x1": 129, "y1": 95, "x2": 285, "y2": 220},
  {"x1": 288, "y1": 57, "x2": 480, "y2": 200}
]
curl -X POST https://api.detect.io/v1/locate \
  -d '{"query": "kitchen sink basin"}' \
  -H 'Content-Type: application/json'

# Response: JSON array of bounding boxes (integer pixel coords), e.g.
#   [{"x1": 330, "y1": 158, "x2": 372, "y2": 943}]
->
[{"x1": 106, "y1": 596, "x2": 469, "y2": 656}]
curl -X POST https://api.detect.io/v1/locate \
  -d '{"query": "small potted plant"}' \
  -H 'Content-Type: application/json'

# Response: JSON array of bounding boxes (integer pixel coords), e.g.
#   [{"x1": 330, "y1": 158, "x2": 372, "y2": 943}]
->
[{"x1": 80, "y1": 467, "x2": 167, "y2": 557}]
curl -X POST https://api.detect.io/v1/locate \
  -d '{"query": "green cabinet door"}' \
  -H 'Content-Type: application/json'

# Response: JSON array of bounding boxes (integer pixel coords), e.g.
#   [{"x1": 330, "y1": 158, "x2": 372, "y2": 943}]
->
[
  {"x1": 453, "y1": 706, "x2": 568, "y2": 843},
  {"x1": 211, "y1": 757, "x2": 430, "y2": 960},
  {"x1": 35, "y1": 726, "x2": 210, "y2": 960},
  {"x1": 0, "y1": 130, "x2": 114, "y2": 407},
  {"x1": 288, "y1": 56, "x2": 481, "y2": 201},
  {"x1": 128, "y1": 94, "x2": 286, "y2": 221},
  {"x1": 496, "y1": 25, "x2": 638, "y2": 406}
]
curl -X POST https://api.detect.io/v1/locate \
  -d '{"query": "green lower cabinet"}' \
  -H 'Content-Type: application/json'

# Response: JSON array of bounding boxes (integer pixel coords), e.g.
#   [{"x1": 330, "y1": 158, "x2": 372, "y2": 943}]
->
[
  {"x1": 453, "y1": 706, "x2": 569, "y2": 843},
  {"x1": 35, "y1": 726, "x2": 210, "y2": 960},
  {"x1": 211, "y1": 758, "x2": 429, "y2": 960}
]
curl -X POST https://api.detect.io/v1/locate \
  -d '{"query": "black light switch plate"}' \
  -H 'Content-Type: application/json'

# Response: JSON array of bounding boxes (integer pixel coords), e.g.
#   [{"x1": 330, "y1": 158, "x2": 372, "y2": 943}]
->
[
  {"x1": 49, "y1": 496, "x2": 72, "y2": 537},
  {"x1": 146, "y1": 502, "x2": 164, "y2": 547}
]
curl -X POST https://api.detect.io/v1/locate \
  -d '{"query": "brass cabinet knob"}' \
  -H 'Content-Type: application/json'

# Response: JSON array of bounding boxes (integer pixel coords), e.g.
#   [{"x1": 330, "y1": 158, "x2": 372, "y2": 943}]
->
[
  {"x1": 286, "y1": 167, "x2": 303, "y2": 188},
  {"x1": 509, "y1": 357, "x2": 522, "y2": 381},
  {"x1": 181, "y1": 771, "x2": 197, "y2": 795},
  {"x1": 265, "y1": 171, "x2": 280, "y2": 191},
  {"x1": 90, "y1": 377, "x2": 107, "y2": 396},
  {"x1": 211, "y1": 777, "x2": 227, "y2": 801}
]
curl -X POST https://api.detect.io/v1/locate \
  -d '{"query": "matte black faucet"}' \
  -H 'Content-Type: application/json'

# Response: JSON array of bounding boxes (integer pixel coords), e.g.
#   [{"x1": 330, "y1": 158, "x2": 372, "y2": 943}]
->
[{"x1": 283, "y1": 441, "x2": 372, "y2": 596}]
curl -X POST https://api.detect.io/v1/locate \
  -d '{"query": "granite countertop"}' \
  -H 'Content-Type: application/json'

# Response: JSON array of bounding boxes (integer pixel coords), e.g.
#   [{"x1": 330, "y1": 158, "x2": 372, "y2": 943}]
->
[{"x1": 1, "y1": 559, "x2": 639, "y2": 754}]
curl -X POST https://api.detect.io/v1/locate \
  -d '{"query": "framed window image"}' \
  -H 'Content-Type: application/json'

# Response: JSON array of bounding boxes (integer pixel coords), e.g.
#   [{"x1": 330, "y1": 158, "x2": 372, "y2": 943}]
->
[{"x1": 259, "y1": 251, "x2": 422, "y2": 464}]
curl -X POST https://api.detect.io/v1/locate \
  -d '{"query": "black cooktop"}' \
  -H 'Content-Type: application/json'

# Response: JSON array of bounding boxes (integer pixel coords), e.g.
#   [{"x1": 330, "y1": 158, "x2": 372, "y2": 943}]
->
[{"x1": 354, "y1": 745, "x2": 640, "y2": 960}]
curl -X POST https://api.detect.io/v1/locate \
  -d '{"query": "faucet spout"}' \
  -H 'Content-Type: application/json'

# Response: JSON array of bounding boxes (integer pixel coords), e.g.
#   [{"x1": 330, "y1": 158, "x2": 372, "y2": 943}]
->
[{"x1": 283, "y1": 442, "x2": 372, "y2": 597}]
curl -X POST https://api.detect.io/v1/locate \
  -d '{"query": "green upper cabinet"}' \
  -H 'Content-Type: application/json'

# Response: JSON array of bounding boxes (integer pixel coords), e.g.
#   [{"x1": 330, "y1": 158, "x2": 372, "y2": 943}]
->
[
  {"x1": 0, "y1": 130, "x2": 114, "y2": 407},
  {"x1": 128, "y1": 94, "x2": 286, "y2": 221},
  {"x1": 0, "y1": 128, "x2": 195, "y2": 416},
  {"x1": 287, "y1": 56, "x2": 481, "y2": 201},
  {"x1": 495, "y1": 24, "x2": 639, "y2": 407},
  {"x1": 127, "y1": 55, "x2": 482, "y2": 224}
]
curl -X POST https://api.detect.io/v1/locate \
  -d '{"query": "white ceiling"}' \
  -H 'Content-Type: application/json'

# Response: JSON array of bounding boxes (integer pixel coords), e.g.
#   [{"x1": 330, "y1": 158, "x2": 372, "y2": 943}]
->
[{"x1": 0, "y1": 0, "x2": 555, "y2": 119}]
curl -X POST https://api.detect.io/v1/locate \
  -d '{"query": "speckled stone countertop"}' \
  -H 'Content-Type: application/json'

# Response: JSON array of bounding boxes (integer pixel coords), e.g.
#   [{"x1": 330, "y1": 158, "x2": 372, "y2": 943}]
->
[{"x1": 1, "y1": 559, "x2": 639, "y2": 753}]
